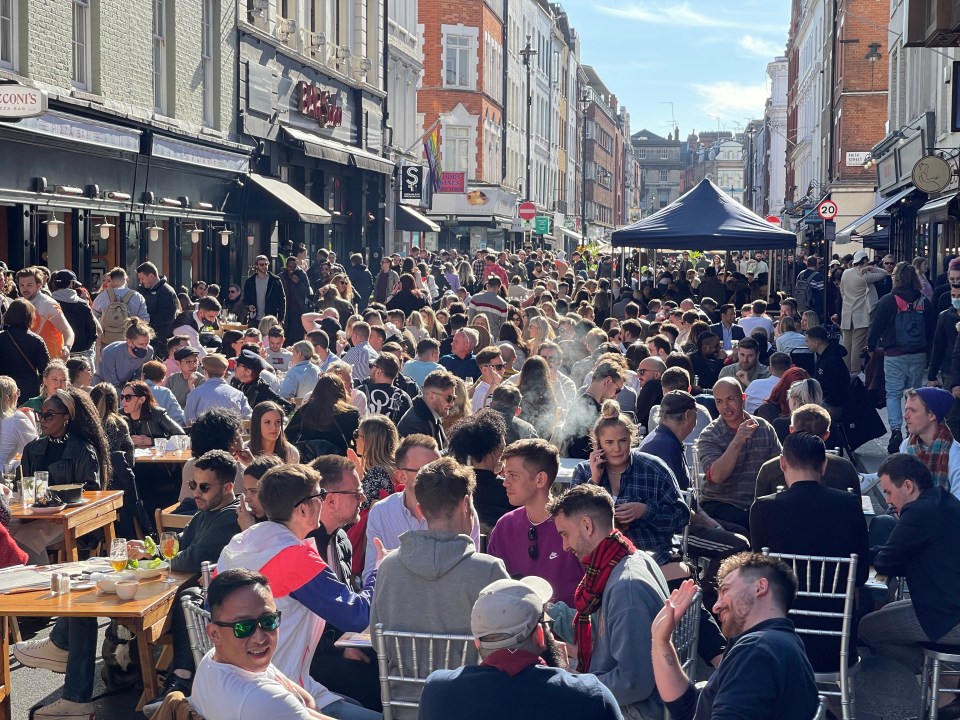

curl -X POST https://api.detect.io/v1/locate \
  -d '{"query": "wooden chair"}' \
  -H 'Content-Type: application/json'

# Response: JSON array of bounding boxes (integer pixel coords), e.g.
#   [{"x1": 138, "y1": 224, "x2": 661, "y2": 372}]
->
[
  {"x1": 155, "y1": 502, "x2": 192, "y2": 537},
  {"x1": 152, "y1": 690, "x2": 205, "y2": 720}
]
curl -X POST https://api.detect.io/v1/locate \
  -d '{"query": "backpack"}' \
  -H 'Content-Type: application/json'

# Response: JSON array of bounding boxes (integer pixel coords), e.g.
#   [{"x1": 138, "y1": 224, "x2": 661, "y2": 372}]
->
[
  {"x1": 101, "y1": 289, "x2": 134, "y2": 345},
  {"x1": 794, "y1": 271, "x2": 814, "y2": 314},
  {"x1": 894, "y1": 294, "x2": 926, "y2": 353},
  {"x1": 59, "y1": 300, "x2": 96, "y2": 353}
]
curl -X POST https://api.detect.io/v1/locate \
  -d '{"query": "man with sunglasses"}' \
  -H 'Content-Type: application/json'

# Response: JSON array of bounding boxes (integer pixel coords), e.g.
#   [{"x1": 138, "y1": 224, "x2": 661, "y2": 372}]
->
[
  {"x1": 396, "y1": 369, "x2": 456, "y2": 450},
  {"x1": 218, "y1": 464, "x2": 382, "y2": 720},
  {"x1": 471, "y1": 346, "x2": 505, "y2": 413},
  {"x1": 559, "y1": 357, "x2": 627, "y2": 459},
  {"x1": 243, "y1": 255, "x2": 286, "y2": 325}
]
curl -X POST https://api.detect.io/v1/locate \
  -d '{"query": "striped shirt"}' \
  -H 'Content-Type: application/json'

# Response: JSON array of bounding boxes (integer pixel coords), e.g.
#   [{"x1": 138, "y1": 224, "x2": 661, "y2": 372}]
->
[{"x1": 695, "y1": 415, "x2": 781, "y2": 510}]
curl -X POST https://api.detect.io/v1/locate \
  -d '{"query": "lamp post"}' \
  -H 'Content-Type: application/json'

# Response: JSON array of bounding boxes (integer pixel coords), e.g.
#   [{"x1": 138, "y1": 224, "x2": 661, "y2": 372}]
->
[
  {"x1": 519, "y1": 36, "x2": 537, "y2": 207},
  {"x1": 579, "y1": 90, "x2": 590, "y2": 245}
]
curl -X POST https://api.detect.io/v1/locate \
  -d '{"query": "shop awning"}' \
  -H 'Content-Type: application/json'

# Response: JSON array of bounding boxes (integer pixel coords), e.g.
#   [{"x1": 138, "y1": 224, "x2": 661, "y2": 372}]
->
[
  {"x1": 917, "y1": 192, "x2": 959, "y2": 222},
  {"x1": 283, "y1": 126, "x2": 394, "y2": 174},
  {"x1": 348, "y1": 146, "x2": 395, "y2": 175},
  {"x1": 556, "y1": 226, "x2": 584, "y2": 244},
  {"x1": 247, "y1": 173, "x2": 331, "y2": 225},
  {"x1": 397, "y1": 204, "x2": 440, "y2": 232},
  {"x1": 836, "y1": 185, "x2": 917, "y2": 241}
]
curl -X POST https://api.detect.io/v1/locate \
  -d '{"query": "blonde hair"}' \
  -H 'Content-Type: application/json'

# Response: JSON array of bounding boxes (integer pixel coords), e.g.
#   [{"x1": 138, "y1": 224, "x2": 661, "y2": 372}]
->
[
  {"x1": 258, "y1": 315, "x2": 281, "y2": 337},
  {"x1": 359, "y1": 415, "x2": 398, "y2": 476},
  {"x1": 0, "y1": 376, "x2": 17, "y2": 418},
  {"x1": 590, "y1": 399, "x2": 638, "y2": 446}
]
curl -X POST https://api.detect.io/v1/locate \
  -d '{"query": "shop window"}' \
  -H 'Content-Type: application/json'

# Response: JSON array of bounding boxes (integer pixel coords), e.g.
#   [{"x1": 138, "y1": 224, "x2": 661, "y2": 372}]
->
[{"x1": 0, "y1": 0, "x2": 16, "y2": 70}]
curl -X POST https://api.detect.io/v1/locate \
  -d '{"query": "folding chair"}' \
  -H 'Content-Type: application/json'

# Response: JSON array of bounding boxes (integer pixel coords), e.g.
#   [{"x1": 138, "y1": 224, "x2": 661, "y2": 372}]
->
[
  {"x1": 814, "y1": 694, "x2": 827, "y2": 720},
  {"x1": 664, "y1": 586, "x2": 702, "y2": 720},
  {"x1": 180, "y1": 561, "x2": 215, "y2": 667},
  {"x1": 373, "y1": 623, "x2": 477, "y2": 720},
  {"x1": 763, "y1": 549, "x2": 859, "y2": 720}
]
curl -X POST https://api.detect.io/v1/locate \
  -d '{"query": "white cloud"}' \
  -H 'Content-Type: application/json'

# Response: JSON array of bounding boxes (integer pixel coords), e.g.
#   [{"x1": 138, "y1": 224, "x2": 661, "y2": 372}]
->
[
  {"x1": 597, "y1": 2, "x2": 740, "y2": 28},
  {"x1": 739, "y1": 35, "x2": 784, "y2": 58},
  {"x1": 694, "y1": 81, "x2": 770, "y2": 118}
]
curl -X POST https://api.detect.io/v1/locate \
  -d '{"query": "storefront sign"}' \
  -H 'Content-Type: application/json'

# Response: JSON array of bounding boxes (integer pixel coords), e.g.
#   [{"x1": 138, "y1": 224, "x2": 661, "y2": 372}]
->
[
  {"x1": 437, "y1": 172, "x2": 466, "y2": 193},
  {"x1": 153, "y1": 136, "x2": 250, "y2": 173},
  {"x1": 430, "y1": 186, "x2": 520, "y2": 217},
  {"x1": 0, "y1": 87, "x2": 47, "y2": 119},
  {"x1": 17, "y1": 112, "x2": 140, "y2": 152},
  {"x1": 400, "y1": 165, "x2": 423, "y2": 201},
  {"x1": 912, "y1": 155, "x2": 952, "y2": 194},
  {"x1": 298, "y1": 81, "x2": 343, "y2": 128}
]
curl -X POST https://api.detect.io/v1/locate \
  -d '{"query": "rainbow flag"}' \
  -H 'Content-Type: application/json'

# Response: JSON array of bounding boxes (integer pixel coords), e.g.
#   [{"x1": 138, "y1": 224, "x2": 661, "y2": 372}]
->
[{"x1": 424, "y1": 125, "x2": 443, "y2": 192}]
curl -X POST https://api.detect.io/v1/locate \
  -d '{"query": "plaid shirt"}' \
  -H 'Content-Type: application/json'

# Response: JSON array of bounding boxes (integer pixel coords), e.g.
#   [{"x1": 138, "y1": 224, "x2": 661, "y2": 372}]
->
[
  {"x1": 695, "y1": 414, "x2": 781, "y2": 510},
  {"x1": 572, "y1": 450, "x2": 688, "y2": 564}
]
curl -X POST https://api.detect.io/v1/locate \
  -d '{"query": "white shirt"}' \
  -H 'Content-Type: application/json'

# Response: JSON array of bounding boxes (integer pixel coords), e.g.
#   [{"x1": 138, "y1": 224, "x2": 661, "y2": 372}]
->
[
  {"x1": 738, "y1": 315, "x2": 775, "y2": 340},
  {"x1": 471, "y1": 380, "x2": 494, "y2": 413},
  {"x1": 743, "y1": 374, "x2": 781, "y2": 414}
]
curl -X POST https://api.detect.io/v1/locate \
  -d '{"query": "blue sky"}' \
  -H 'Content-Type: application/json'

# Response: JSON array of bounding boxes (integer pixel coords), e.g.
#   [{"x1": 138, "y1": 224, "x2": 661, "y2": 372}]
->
[{"x1": 561, "y1": 0, "x2": 791, "y2": 139}]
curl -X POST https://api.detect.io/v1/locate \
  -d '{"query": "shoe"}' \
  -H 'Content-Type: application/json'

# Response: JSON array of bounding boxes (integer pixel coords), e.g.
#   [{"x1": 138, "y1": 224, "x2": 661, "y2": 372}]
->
[
  {"x1": 141, "y1": 672, "x2": 192, "y2": 718},
  {"x1": 14, "y1": 636, "x2": 68, "y2": 673},
  {"x1": 887, "y1": 428, "x2": 903, "y2": 455},
  {"x1": 30, "y1": 698, "x2": 94, "y2": 719}
]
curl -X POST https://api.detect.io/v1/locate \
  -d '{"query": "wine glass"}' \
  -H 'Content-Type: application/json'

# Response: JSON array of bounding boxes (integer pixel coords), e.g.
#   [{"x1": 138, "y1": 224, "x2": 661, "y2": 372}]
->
[
  {"x1": 110, "y1": 538, "x2": 128, "y2": 573},
  {"x1": 160, "y1": 532, "x2": 179, "y2": 584}
]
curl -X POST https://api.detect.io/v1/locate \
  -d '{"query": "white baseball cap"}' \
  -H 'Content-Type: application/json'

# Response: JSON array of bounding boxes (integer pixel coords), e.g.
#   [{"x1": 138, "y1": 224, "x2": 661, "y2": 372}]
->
[{"x1": 471, "y1": 576, "x2": 553, "y2": 650}]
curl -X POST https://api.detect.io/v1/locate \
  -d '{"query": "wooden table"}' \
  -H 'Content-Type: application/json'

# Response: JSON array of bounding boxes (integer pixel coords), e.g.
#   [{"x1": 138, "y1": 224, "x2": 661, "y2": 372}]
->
[
  {"x1": 10, "y1": 490, "x2": 124, "y2": 562},
  {"x1": 0, "y1": 571, "x2": 192, "y2": 718},
  {"x1": 134, "y1": 449, "x2": 192, "y2": 465}
]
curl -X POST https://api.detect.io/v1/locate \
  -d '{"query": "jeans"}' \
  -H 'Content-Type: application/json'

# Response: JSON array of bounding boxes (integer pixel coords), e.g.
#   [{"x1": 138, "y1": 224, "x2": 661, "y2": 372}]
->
[
  {"x1": 50, "y1": 616, "x2": 97, "y2": 703},
  {"x1": 322, "y1": 697, "x2": 383, "y2": 720},
  {"x1": 884, "y1": 353, "x2": 927, "y2": 434}
]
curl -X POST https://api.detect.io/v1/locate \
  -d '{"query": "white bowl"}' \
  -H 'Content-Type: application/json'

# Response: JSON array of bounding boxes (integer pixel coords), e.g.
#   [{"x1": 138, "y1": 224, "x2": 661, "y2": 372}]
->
[
  {"x1": 95, "y1": 571, "x2": 135, "y2": 593},
  {"x1": 115, "y1": 580, "x2": 139, "y2": 600},
  {"x1": 132, "y1": 561, "x2": 168, "y2": 580}
]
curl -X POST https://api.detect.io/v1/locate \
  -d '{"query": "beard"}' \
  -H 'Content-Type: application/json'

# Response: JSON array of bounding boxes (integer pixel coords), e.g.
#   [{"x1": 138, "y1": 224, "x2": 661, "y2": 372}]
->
[
  {"x1": 541, "y1": 626, "x2": 565, "y2": 668},
  {"x1": 719, "y1": 590, "x2": 754, "y2": 639}
]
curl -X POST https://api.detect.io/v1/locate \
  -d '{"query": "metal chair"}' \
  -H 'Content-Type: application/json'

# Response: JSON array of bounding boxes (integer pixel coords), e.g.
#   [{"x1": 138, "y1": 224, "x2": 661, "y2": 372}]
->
[
  {"x1": 663, "y1": 586, "x2": 702, "y2": 720},
  {"x1": 373, "y1": 623, "x2": 477, "y2": 720},
  {"x1": 762, "y1": 550, "x2": 859, "y2": 720},
  {"x1": 180, "y1": 561, "x2": 214, "y2": 667},
  {"x1": 814, "y1": 694, "x2": 827, "y2": 720},
  {"x1": 919, "y1": 643, "x2": 960, "y2": 720}
]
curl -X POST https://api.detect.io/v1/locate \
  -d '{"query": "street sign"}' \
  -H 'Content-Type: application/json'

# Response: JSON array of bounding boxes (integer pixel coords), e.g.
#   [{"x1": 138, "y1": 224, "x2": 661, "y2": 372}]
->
[
  {"x1": 534, "y1": 216, "x2": 550, "y2": 234},
  {"x1": 400, "y1": 166, "x2": 423, "y2": 201},
  {"x1": 817, "y1": 200, "x2": 838, "y2": 221},
  {"x1": 518, "y1": 201, "x2": 537, "y2": 221}
]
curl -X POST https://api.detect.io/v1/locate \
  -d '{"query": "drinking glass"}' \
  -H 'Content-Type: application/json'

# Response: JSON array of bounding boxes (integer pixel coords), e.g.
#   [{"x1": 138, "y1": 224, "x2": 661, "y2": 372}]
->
[
  {"x1": 34, "y1": 471, "x2": 48, "y2": 500},
  {"x1": 154, "y1": 438, "x2": 167, "y2": 456},
  {"x1": 110, "y1": 538, "x2": 128, "y2": 573},
  {"x1": 21, "y1": 476, "x2": 35, "y2": 506},
  {"x1": 160, "y1": 532, "x2": 179, "y2": 584}
]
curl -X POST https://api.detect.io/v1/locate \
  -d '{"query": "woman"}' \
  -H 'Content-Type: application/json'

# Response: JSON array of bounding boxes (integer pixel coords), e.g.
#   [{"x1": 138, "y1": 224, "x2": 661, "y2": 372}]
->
[
  {"x1": 775, "y1": 316, "x2": 807, "y2": 354},
  {"x1": 246, "y1": 400, "x2": 300, "y2": 462},
  {"x1": 457, "y1": 261, "x2": 475, "y2": 293},
  {"x1": 0, "y1": 299, "x2": 50, "y2": 400},
  {"x1": 469, "y1": 314, "x2": 492, "y2": 351},
  {"x1": 356, "y1": 414, "x2": 399, "y2": 508},
  {"x1": 777, "y1": 378, "x2": 823, "y2": 441},
  {"x1": 420, "y1": 306, "x2": 446, "y2": 342},
  {"x1": 800, "y1": 310, "x2": 820, "y2": 332},
  {"x1": 318, "y1": 286, "x2": 356, "y2": 326},
  {"x1": 418, "y1": 262, "x2": 439, "y2": 302},
  {"x1": 516, "y1": 356, "x2": 558, "y2": 440},
  {"x1": 21, "y1": 360, "x2": 69, "y2": 413},
  {"x1": 592, "y1": 279, "x2": 613, "y2": 326},
  {"x1": 386, "y1": 273, "x2": 429, "y2": 316},
  {"x1": 331, "y1": 273, "x2": 356, "y2": 307},
  {"x1": 443, "y1": 263, "x2": 461, "y2": 293},
  {"x1": 447, "y1": 410, "x2": 509, "y2": 531},
  {"x1": 327, "y1": 359, "x2": 367, "y2": 418},
  {"x1": 0, "y1": 376, "x2": 38, "y2": 471},
  {"x1": 220, "y1": 329, "x2": 245, "y2": 360},
  {"x1": 89, "y1": 382, "x2": 135, "y2": 470},
  {"x1": 286, "y1": 373, "x2": 360, "y2": 455},
  {"x1": 914, "y1": 256, "x2": 934, "y2": 301},
  {"x1": 524, "y1": 315, "x2": 555, "y2": 355},
  {"x1": 119, "y1": 380, "x2": 184, "y2": 448},
  {"x1": 497, "y1": 322, "x2": 528, "y2": 370},
  {"x1": 442, "y1": 376, "x2": 472, "y2": 436},
  {"x1": 66, "y1": 357, "x2": 93, "y2": 391},
  {"x1": 405, "y1": 311, "x2": 428, "y2": 344},
  {"x1": 755, "y1": 367, "x2": 811, "y2": 427}
]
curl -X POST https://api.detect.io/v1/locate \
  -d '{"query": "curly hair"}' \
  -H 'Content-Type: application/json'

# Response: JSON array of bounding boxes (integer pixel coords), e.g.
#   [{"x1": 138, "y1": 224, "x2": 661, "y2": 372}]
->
[
  {"x1": 189, "y1": 407, "x2": 242, "y2": 458},
  {"x1": 447, "y1": 409, "x2": 506, "y2": 465},
  {"x1": 49, "y1": 388, "x2": 111, "y2": 483},
  {"x1": 248, "y1": 401, "x2": 294, "y2": 460}
]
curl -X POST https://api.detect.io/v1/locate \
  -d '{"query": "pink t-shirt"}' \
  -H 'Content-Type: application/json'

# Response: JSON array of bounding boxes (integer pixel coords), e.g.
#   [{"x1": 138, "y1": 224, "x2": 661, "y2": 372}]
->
[{"x1": 486, "y1": 506, "x2": 584, "y2": 607}]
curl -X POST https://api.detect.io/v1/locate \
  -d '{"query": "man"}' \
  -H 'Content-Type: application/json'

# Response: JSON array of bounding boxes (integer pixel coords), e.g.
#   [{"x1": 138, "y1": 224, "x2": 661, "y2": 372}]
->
[
  {"x1": 264, "y1": 326, "x2": 293, "y2": 373},
  {"x1": 688, "y1": 331, "x2": 724, "y2": 390},
  {"x1": 373, "y1": 257, "x2": 399, "y2": 306},
  {"x1": 346, "y1": 253, "x2": 373, "y2": 312},
  {"x1": 342, "y1": 321, "x2": 379, "y2": 384},
  {"x1": 243, "y1": 255, "x2": 286, "y2": 325},
  {"x1": 185, "y1": 353, "x2": 252, "y2": 424},
  {"x1": 402, "y1": 337, "x2": 444, "y2": 389},
  {"x1": 217, "y1": 463, "x2": 381, "y2": 720},
  {"x1": 190, "y1": 569, "x2": 327, "y2": 720},
  {"x1": 695, "y1": 377, "x2": 781, "y2": 533},
  {"x1": 635, "y1": 356, "x2": 666, "y2": 391},
  {"x1": 839, "y1": 250, "x2": 888, "y2": 373},
  {"x1": 488, "y1": 385, "x2": 539, "y2": 444},
  {"x1": 744, "y1": 351, "x2": 790, "y2": 414},
  {"x1": 737, "y1": 300, "x2": 775, "y2": 341},
  {"x1": 172, "y1": 296, "x2": 222, "y2": 358},
  {"x1": 440, "y1": 328, "x2": 482, "y2": 381},
  {"x1": 709, "y1": 304, "x2": 744, "y2": 352},
  {"x1": 223, "y1": 283, "x2": 247, "y2": 324},
  {"x1": 142, "y1": 360, "x2": 186, "y2": 427},
  {"x1": 166, "y1": 346, "x2": 204, "y2": 409},
  {"x1": 559, "y1": 357, "x2": 627, "y2": 459},
  {"x1": 231, "y1": 348, "x2": 292, "y2": 413},
  {"x1": 898, "y1": 387, "x2": 960, "y2": 499},
  {"x1": 396, "y1": 370, "x2": 456, "y2": 449},
  {"x1": 471, "y1": 346, "x2": 504, "y2": 413},
  {"x1": 875, "y1": 254, "x2": 895, "y2": 298},
  {"x1": 307, "y1": 329, "x2": 337, "y2": 373},
  {"x1": 859, "y1": 454, "x2": 960, "y2": 716},
  {"x1": 793, "y1": 255, "x2": 825, "y2": 318},
  {"x1": 717, "y1": 337, "x2": 770, "y2": 387},
  {"x1": 136, "y1": 261, "x2": 179, "y2": 348},
  {"x1": 549, "y1": 483, "x2": 670, "y2": 719},
  {"x1": 805, "y1": 326, "x2": 849, "y2": 411},
  {"x1": 651, "y1": 554, "x2": 818, "y2": 720},
  {"x1": 15, "y1": 266, "x2": 75, "y2": 361},
  {"x1": 488, "y1": 439, "x2": 584, "y2": 606},
  {"x1": 50, "y1": 269, "x2": 97, "y2": 368},
  {"x1": 755, "y1": 404, "x2": 861, "y2": 497},
  {"x1": 481, "y1": 253, "x2": 509, "y2": 288},
  {"x1": 467, "y1": 275, "x2": 510, "y2": 340},
  {"x1": 278, "y1": 340, "x2": 322, "y2": 401},
  {"x1": 930, "y1": 279, "x2": 960, "y2": 391},
  {"x1": 749, "y1": 432, "x2": 869, "y2": 674},
  {"x1": 92, "y1": 267, "x2": 150, "y2": 346},
  {"x1": 93, "y1": 317, "x2": 156, "y2": 388},
  {"x1": 358, "y1": 352, "x2": 412, "y2": 424},
  {"x1": 281, "y1": 256, "x2": 312, "y2": 344}
]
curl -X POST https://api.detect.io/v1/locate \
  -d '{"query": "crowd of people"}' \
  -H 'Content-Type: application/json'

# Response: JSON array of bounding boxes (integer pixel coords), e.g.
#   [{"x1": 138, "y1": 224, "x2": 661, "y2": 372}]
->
[{"x1": 0, "y1": 243, "x2": 958, "y2": 719}]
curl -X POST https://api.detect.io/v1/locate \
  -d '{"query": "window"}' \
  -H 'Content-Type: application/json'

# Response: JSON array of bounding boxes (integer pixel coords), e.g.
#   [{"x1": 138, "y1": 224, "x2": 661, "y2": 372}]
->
[
  {"x1": 659, "y1": 189, "x2": 671, "y2": 206},
  {"x1": 660, "y1": 148, "x2": 668, "y2": 159},
  {"x1": 153, "y1": 0, "x2": 166, "y2": 113},
  {"x1": 637, "y1": 148, "x2": 646, "y2": 160},
  {"x1": 659, "y1": 169, "x2": 669, "y2": 182},
  {"x1": 445, "y1": 35, "x2": 471, "y2": 88},
  {"x1": 72, "y1": 0, "x2": 91, "y2": 89},
  {"x1": 445, "y1": 126, "x2": 470, "y2": 172},
  {"x1": 201, "y1": 0, "x2": 214, "y2": 126},
  {"x1": 0, "y1": 0, "x2": 15, "y2": 69}
]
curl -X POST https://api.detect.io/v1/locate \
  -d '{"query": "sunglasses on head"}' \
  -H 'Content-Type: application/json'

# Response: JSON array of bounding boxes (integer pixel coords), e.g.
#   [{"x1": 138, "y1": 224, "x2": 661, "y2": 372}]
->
[
  {"x1": 295, "y1": 490, "x2": 328, "y2": 507},
  {"x1": 188, "y1": 480, "x2": 215, "y2": 493},
  {"x1": 212, "y1": 610, "x2": 282, "y2": 639}
]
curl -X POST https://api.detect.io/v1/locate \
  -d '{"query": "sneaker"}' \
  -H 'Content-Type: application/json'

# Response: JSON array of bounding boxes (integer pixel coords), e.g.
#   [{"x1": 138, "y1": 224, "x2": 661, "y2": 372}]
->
[
  {"x1": 141, "y1": 673, "x2": 192, "y2": 718},
  {"x1": 14, "y1": 637, "x2": 68, "y2": 673},
  {"x1": 31, "y1": 698, "x2": 94, "y2": 719},
  {"x1": 887, "y1": 428, "x2": 903, "y2": 455}
]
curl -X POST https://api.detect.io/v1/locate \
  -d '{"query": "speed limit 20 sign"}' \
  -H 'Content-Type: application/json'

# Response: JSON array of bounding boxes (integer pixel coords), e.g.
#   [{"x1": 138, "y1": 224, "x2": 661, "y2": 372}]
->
[{"x1": 817, "y1": 200, "x2": 838, "y2": 221}]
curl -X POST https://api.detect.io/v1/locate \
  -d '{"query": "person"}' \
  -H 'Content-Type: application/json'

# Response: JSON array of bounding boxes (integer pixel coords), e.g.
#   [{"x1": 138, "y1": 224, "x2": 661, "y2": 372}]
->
[
  {"x1": 347, "y1": 253, "x2": 373, "y2": 313},
  {"x1": 93, "y1": 317, "x2": 156, "y2": 388},
  {"x1": 142, "y1": 360, "x2": 186, "y2": 427},
  {"x1": 119, "y1": 379, "x2": 184, "y2": 448},
  {"x1": 357, "y1": 353, "x2": 412, "y2": 424},
  {"x1": 279, "y1": 340, "x2": 323, "y2": 401},
  {"x1": 572, "y1": 401, "x2": 687, "y2": 565},
  {"x1": 92, "y1": 267, "x2": 150, "y2": 346},
  {"x1": 395, "y1": 369, "x2": 456, "y2": 450},
  {"x1": 264, "y1": 326, "x2": 294, "y2": 373},
  {"x1": 514, "y1": 355, "x2": 559, "y2": 440},
  {"x1": 247, "y1": 400, "x2": 300, "y2": 463},
  {"x1": 559, "y1": 357, "x2": 627, "y2": 459},
  {"x1": 688, "y1": 331, "x2": 724, "y2": 391},
  {"x1": 385, "y1": 272, "x2": 428, "y2": 316},
  {"x1": 898, "y1": 387, "x2": 960, "y2": 498},
  {"x1": 470, "y1": 346, "x2": 505, "y2": 413},
  {"x1": 859, "y1": 453, "x2": 960, "y2": 717},
  {"x1": 50, "y1": 269, "x2": 98, "y2": 369},
  {"x1": 743, "y1": 351, "x2": 790, "y2": 414},
  {"x1": 0, "y1": 298, "x2": 50, "y2": 399},
  {"x1": 231, "y1": 348, "x2": 293, "y2": 413},
  {"x1": 487, "y1": 439, "x2": 585, "y2": 607},
  {"x1": 467, "y1": 275, "x2": 510, "y2": 341},
  {"x1": 838, "y1": 250, "x2": 888, "y2": 373},
  {"x1": 342, "y1": 321, "x2": 379, "y2": 385},
  {"x1": 650, "y1": 554, "x2": 818, "y2": 720},
  {"x1": 447, "y1": 410, "x2": 510, "y2": 530},
  {"x1": 15, "y1": 266, "x2": 75, "y2": 361},
  {"x1": 0, "y1": 376, "x2": 37, "y2": 470},
  {"x1": 709, "y1": 304, "x2": 744, "y2": 352},
  {"x1": 369, "y1": 456, "x2": 510, "y2": 715},
  {"x1": 184, "y1": 353, "x2": 253, "y2": 424},
  {"x1": 236, "y1": 455, "x2": 282, "y2": 530},
  {"x1": 217, "y1": 463, "x2": 381, "y2": 720},
  {"x1": 488, "y1": 385, "x2": 539, "y2": 445},
  {"x1": 243, "y1": 255, "x2": 286, "y2": 325},
  {"x1": 373, "y1": 257, "x2": 400, "y2": 306},
  {"x1": 402, "y1": 337, "x2": 444, "y2": 389},
  {"x1": 533, "y1": 341, "x2": 578, "y2": 408},
  {"x1": 171, "y1": 296, "x2": 223, "y2": 358},
  {"x1": 930, "y1": 280, "x2": 960, "y2": 391},
  {"x1": 717, "y1": 337, "x2": 769, "y2": 387},
  {"x1": 794, "y1": 254, "x2": 825, "y2": 318},
  {"x1": 281, "y1": 256, "x2": 312, "y2": 344},
  {"x1": 88, "y1": 382, "x2": 136, "y2": 472},
  {"x1": 286, "y1": 373, "x2": 360, "y2": 455},
  {"x1": 804, "y1": 325, "x2": 849, "y2": 412},
  {"x1": 166, "y1": 345, "x2": 204, "y2": 409},
  {"x1": 440, "y1": 328, "x2": 482, "y2": 381},
  {"x1": 868, "y1": 262, "x2": 936, "y2": 452},
  {"x1": 548, "y1": 483, "x2": 670, "y2": 719},
  {"x1": 418, "y1": 576, "x2": 624, "y2": 720},
  {"x1": 695, "y1": 377, "x2": 781, "y2": 533},
  {"x1": 136, "y1": 261, "x2": 180, "y2": 349}
]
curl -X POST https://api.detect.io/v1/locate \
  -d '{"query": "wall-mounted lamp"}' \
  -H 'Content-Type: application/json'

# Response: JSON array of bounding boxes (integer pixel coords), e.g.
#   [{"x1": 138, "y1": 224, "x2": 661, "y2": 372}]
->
[
  {"x1": 43, "y1": 213, "x2": 64, "y2": 239},
  {"x1": 866, "y1": 43, "x2": 882, "y2": 62},
  {"x1": 107, "y1": 191, "x2": 131, "y2": 201},
  {"x1": 146, "y1": 220, "x2": 163, "y2": 242},
  {"x1": 190, "y1": 227, "x2": 204, "y2": 244},
  {"x1": 246, "y1": 233, "x2": 255, "y2": 246},
  {"x1": 219, "y1": 228, "x2": 233, "y2": 246},
  {"x1": 96, "y1": 219, "x2": 115, "y2": 240},
  {"x1": 55, "y1": 185, "x2": 84, "y2": 196}
]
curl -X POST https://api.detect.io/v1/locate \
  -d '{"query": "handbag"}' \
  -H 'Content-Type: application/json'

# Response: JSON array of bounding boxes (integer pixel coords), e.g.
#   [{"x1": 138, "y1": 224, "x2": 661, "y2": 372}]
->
[{"x1": 6, "y1": 332, "x2": 37, "y2": 375}]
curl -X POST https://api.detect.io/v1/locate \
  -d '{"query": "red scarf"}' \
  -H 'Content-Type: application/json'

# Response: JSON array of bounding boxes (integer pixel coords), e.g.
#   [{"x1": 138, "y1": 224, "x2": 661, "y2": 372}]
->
[
  {"x1": 481, "y1": 649, "x2": 543, "y2": 677},
  {"x1": 907, "y1": 423, "x2": 954, "y2": 490},
  {"x1": 573, "y1": 530, "x2": 635, "y2": 672}
]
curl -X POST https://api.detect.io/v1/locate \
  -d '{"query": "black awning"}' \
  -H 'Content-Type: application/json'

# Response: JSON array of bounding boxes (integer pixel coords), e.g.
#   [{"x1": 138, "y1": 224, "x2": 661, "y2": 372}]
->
[
  {"x1": 397, "y1": 204, "x2": 440, "y2": 232},
  {"x1": 247, "y1": 173, "x2": 331, "y2": 225}
]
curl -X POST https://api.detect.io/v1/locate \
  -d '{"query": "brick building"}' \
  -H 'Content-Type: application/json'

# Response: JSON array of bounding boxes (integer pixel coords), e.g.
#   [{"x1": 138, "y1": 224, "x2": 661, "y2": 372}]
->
[{"x1": 582, "y1": 65, "x2": 620, "y2": 240}]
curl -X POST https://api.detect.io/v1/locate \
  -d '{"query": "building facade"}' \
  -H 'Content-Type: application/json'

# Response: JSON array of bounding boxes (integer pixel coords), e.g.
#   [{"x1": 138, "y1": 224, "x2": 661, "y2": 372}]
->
[
  {"x1": 631, "y1": 129, "x2": 683, "y2": 216},
  {"x1": 765, "y1": 57, "x2": 789, "y2": 217}
]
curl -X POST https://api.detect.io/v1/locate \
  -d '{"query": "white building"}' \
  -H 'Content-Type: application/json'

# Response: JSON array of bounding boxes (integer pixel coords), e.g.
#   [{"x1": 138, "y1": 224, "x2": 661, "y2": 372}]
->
[
  {"x1": 788, "y1": 0, "x2": 825, "y2": 202},
  {"x1": 766, "y1": 57, "x2": 789, "y2": 215}
]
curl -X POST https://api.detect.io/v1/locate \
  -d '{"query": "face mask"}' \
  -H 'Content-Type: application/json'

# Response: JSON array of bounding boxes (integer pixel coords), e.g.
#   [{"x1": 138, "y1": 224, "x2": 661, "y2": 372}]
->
[
  {"x1": 952, "y1": 298, "x2": 960, "y2": 311},
  {"x1": 131, "y1": 346, "x2": 148, "y2": 359}
]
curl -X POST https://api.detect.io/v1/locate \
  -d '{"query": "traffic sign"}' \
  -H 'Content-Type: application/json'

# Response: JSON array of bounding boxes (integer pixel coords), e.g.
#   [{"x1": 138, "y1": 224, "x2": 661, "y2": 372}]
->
[
  {"x1": 518, "y1": 201, "x2": 537, "y2": 221},
  {"x1": 534, "y1": 216, "x2": 550, "y2": 235},
  {"x1": 817, "y1": 200, "x2": 838, "y2": 221},
  {"x1": 766, "y1": 215, "x2": 781, "y2": 225}
]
